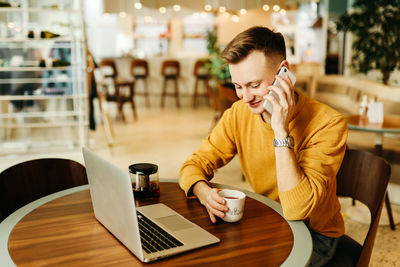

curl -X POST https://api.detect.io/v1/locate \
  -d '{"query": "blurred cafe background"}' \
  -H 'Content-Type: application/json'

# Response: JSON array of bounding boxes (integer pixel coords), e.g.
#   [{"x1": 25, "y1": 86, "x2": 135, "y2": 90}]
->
[{"x1": 1, "y1": 0, "x2": 400, "y2": 265}]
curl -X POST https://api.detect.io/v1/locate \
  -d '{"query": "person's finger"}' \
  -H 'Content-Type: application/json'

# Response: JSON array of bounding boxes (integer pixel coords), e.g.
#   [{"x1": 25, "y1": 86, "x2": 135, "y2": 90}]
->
[
  {"x1": 207, "y1": 209, "x2": 217, "y2": 224},
  {"x1": 211, "y1": 188, "x2": 225, "y2": 204},
  {"x1": 207, "y1": 203, "x2": 226, "y2": 218},
  {"x1": 278, "y1": 75, "x2": 295, "y2": 106},
  {"x1": 274, "y1": 76, "x2": 292, "y2": 107},
  {"x1": 209, "y1": 199, "x2": 228, "y2": 212},
  {"x1": 264, "y1": 92, "x2": 282, "y2": 112}
]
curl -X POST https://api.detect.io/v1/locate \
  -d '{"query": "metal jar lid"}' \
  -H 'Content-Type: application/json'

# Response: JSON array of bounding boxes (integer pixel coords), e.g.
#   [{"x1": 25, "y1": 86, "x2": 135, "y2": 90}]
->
[{"x1": 129, "y1": 163, "x2": 158, "y2": 175}]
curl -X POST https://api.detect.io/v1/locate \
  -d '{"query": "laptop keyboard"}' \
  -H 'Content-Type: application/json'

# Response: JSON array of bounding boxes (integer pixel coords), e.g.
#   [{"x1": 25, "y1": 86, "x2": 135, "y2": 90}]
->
[{"x1": 137, "y1": 211, "x2": 184, "y2": 254}]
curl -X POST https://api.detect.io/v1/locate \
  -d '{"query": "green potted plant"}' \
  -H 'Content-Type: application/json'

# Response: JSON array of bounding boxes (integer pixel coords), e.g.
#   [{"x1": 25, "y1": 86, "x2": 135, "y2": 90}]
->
[
  {"x1": 203, "y1": 30, "x2": 237, "y2": 124},
  {"x1": 336, "y1": 0, "x2": 400, "y2": 85},
  {"x1": 204, "y1": 29, "x2": 232, "y2": 86}
]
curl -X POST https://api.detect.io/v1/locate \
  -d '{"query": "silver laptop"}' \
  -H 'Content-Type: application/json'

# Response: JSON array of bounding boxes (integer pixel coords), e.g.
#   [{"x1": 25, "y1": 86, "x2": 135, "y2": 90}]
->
[{"x1": 82, "y1": 147, "x2": 220, "y2": 262}]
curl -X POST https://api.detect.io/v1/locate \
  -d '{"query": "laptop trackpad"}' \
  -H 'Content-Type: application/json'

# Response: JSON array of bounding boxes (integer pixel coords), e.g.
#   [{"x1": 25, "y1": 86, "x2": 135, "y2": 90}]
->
[{"x1": 156, "y1": 215, "x2": 194, "y2": 232}]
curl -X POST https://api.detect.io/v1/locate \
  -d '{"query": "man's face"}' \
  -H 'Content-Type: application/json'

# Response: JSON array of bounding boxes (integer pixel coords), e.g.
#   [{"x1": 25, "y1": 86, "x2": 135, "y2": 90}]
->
[{"x1": 229, "y1": 50, "x2": 280, "y2": 114}]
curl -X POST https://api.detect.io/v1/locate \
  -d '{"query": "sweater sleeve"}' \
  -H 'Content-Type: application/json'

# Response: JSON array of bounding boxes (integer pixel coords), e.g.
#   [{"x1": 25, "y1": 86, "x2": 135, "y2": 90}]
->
[
  {"x1": 179, "y1": 104, "x2": 238, "y2": 196},
  {"x1": 278, "y1": 114, "x2": 348, "y2": 220}
]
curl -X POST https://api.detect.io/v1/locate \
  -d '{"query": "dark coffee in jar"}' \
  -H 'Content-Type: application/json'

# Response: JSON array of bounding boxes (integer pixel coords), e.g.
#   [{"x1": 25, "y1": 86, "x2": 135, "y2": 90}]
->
[{"x1": 129, "y1": 163, "x2": 160, "y2": 198}]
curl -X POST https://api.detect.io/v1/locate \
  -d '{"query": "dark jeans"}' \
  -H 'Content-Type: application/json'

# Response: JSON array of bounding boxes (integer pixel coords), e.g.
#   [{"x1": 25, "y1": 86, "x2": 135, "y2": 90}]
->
[{"x1": 309, "y1": 229, "x2": 340, "y2": 267}]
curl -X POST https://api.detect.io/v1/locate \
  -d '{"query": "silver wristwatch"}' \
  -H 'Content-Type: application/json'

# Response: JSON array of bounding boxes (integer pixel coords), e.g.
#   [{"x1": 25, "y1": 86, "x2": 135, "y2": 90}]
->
[{"x1": 273, "y1": 135, "x2": 294, "y2": 148}]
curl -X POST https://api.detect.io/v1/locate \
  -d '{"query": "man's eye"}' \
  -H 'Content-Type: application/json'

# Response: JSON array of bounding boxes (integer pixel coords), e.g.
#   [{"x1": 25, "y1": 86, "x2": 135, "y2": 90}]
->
[
  {"x1": 251, "y1": 84, "x2": 260, "y2": 88},
  {"x1": 235, "y1": 86, "x2": 242, "y2": 90}
]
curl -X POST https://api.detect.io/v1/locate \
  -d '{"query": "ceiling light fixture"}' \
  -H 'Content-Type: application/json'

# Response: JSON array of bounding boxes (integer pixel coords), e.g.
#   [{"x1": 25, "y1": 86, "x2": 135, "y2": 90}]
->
[
  {"x1": 159, "y1": 7, "x2": 166, "y2": 13},
  {"x1": 279, "y1": 9, "x2": 286, "y2": 15},
  {"x1": 204, "y1": 4, "x2": 212, "y2": 11},
  {"x1": 134, "y1": 1, "x2": 142, "y2": 9},
  {"x1": 273, "y1": 5, "x2": 280, "y2": 12},
  {"x1": 173, "y1": 4, "x2": 181, "y2": 12},
  {"x1": 239, "y1": 0, "x2": 247, "y2": 16},
  {"x1": 219, "y1": 6, "x2": 226, "y2": 13},
  {"x1": 262, "y1": 4, "x2": 270, "y2": 11}
]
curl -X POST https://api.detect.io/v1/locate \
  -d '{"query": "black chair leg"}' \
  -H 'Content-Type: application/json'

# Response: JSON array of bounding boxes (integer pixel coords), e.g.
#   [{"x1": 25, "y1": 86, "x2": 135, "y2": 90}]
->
[
  {"x1": 144, "y1": 79, "x2": 150, "y2": 108},
  {"x1": 385, "y1": 192, "x2": 396, "y2": 230},
  {"x1": 174, "y1": 78, "x2": 180, "y2": 108},
  {"x1": 161, "y1": 79, "x2": 167, "y2": 108}
]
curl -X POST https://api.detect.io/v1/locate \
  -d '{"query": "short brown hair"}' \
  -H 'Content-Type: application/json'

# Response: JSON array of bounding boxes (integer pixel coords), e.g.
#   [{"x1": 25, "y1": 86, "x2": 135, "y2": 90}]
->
[{"x1": 221, "y1": 26, "x2": 286, "y2": 64}]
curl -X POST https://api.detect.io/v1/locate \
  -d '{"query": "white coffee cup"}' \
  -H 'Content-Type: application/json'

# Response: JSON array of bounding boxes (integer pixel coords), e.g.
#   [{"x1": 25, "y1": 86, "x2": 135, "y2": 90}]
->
[{"x1": 219, "y1": 189, "x2": 246, "y2": 223}]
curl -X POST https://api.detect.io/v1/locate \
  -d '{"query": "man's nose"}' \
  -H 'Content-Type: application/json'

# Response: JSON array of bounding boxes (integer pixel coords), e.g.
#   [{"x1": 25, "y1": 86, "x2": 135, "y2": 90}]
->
[{"x1": 242, "y1": 88, "x2": 253, "y2": 103}]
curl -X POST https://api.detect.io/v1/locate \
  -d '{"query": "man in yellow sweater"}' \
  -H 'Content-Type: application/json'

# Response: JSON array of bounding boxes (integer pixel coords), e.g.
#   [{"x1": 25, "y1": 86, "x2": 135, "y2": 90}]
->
[{"x1": 179, "y1": 26, "x2": 347, "y2": 266}]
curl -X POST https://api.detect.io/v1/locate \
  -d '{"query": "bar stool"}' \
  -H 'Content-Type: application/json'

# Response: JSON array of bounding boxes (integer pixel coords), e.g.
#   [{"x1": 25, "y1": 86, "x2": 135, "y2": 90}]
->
[
  {"x1": 192, "y1": 59, "x2": 210, "y2": 108},
  {"x1": 98, "y1": 59, "x2": 137, "y2": 122},
  {"x1": 130, "y1": 59, "x2": 150, "y2": 108},
  {"x1": 160, "y1": 60, "x2": 180, "y2": 108}
]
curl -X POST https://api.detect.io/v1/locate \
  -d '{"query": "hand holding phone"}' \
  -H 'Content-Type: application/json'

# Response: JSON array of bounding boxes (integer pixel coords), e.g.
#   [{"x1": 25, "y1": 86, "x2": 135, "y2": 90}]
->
[{"x1": 263, "y1": 67, "x2": 296, "y2": 114}]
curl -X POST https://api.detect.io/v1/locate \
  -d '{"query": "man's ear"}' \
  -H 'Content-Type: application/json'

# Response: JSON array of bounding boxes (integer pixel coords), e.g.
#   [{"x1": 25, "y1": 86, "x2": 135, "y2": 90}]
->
[{"x1": 279, "y1": 60, "x2": 289, "y2": 69}]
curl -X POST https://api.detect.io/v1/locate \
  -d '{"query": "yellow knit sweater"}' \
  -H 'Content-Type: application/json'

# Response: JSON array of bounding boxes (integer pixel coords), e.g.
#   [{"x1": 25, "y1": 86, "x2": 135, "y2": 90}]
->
[{"x1": 179, "y1": 90, "x2": 347, "y2": 237}]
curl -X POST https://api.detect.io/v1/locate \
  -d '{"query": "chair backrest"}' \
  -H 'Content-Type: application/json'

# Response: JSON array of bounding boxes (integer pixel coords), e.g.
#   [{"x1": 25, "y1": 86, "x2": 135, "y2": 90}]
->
[
  {"x1": 193, "y1": 59, "x2": 209, "y2": 77},
  {"x1": 130, "y1": 59, "x2": 149, "y2": 77},
  {"x1": 336, "y1": 148, "x2": 391, "y2": 266},
  {"x1": 216, "y1": 82, "x2": 239, "y2": 112},
  {"x1": 99, "y1": 59, "x2": 118, "y2": 78},
  {"x1": 161, "y1": 60, "x2": 180, "y2": 76},
  {"x1": 0, "y1": 158, "x2": 88, "y2": 222}
]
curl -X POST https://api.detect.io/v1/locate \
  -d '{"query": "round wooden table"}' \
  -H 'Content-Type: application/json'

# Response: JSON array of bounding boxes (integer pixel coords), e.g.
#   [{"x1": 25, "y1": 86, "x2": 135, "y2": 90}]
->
[
  {"x1": 346, "y1": 114, "x2": 400, "y2": 230},
  {"x1": 0, "y1": 179, "x2": 312, "y2": 267}
]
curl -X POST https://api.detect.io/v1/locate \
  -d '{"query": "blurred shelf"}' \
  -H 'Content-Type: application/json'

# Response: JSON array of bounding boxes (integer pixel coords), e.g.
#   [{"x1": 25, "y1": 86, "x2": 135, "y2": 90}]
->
[
  {"x1": 0, "y1": 77, "x2": 74, "y2": 84},
  {"x1": 0, "y1": 94, "x2": 86, "y2": 101},
  {"x1": 0, "y1": 42, "x2": 79, "y2": 48},
  {"x1": 0, "y1": 110, "x2": 84, "y2": 119},
  {"x1": 0, "y1": 121, "x2": 88, "y2": 128},
  {"x1": 0, "y1": 37, "x2": 78, "y2": 42},
  {"x1": 0, "y1": 66, "x2": 72, "y2": 71},
  {"x1": 0, "y1": 7, "x2": 82, "y2": 13},
  {"x1": 0, "y1": 0, "x2": 88, "y2": 154}
]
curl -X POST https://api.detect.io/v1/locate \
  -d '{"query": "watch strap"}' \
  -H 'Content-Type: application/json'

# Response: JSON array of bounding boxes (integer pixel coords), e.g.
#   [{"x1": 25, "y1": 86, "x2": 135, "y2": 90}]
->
[{"x1": 273, "y1": 135, "x2": 294, "y2": 148}]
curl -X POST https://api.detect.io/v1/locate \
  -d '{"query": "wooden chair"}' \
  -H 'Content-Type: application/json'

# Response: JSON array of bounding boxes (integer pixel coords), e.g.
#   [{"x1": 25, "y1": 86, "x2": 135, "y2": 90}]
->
[
  {"x1": 208, "y1": 82, "x2": 239, "y2": 130},
  {"x1": 326, "y1": 149, "x2": 391, "y2": 267},
  {"x1": 0, "y1": 158, "x2": 88, "y2": 222},
  {"x1": 98, "y1": 59, "x2": 137, "y2": 122},
  {"x1": 192, "y1": 59, "x2": 210, "y2": 108},
  {"x1": 130, "y1": 59, "x2": 150, "y2": 108},
  {"x1": 160, "y1": 60, "x2": 180, "y2": 108}
]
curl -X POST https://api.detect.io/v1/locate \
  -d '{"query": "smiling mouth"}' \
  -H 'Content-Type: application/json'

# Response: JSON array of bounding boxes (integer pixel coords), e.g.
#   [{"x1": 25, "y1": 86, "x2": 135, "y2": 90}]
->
[{"x1": 249, "y1": 100, "x2": 262, "y2": 107}]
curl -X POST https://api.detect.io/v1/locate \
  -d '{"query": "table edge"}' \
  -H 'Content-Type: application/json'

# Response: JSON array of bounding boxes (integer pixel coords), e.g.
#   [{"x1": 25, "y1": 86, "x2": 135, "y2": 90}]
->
[
  {"x1": 0, "y1": 179, "x2": 312, "y2": 267},
  {"x1": 346, "y1": 115, "x2": 400, "y2": 133},
  {"x1": 347, "y1": 124, "x2": 400, "y2": 133},
  {"x1": 211, "y1": 182, "x2": 312, "y2": 267},
  {"x1": 0, "y1": 184, "x2": 88, "y2": 267}
]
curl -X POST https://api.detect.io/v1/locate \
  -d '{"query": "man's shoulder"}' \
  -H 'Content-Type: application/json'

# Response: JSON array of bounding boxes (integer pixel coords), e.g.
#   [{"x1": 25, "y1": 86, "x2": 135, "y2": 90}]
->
[
  {"x1": 300, "y1": 92, "x2": 344, "y2": 120},
  {"x1": 228, "y1": 100, "x2": 249, "y2": 115}
]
